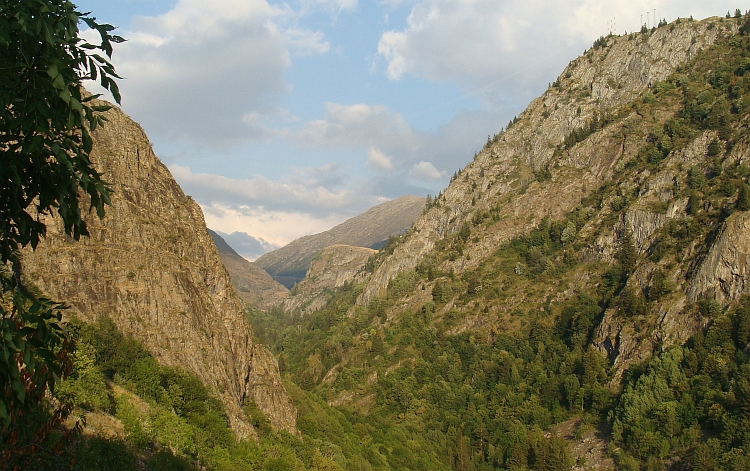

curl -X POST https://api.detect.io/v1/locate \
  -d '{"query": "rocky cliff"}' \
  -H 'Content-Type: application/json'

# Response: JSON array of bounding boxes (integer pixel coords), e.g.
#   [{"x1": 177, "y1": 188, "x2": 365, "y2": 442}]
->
[
  {"x1": 346, "y1": 16, "x2": 748, "y2": 372},
  {"x1": 21, "y1": 102, "x2": 297, "y2": 437},
  {"x1": 283, "y1": 244, "x2": 376, "y2": 314},
  {"x1": 208, "y1": 229, "x2": 289, "y2": 309},
  {"x1": 256, "y1": 195, "x2": 425, "y2": 287}
]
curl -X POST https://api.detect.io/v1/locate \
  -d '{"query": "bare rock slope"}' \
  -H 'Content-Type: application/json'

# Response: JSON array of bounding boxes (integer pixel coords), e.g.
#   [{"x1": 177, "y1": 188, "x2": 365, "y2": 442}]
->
[
  {"x1": 21, "y1": 103, "x2": 296, "y2": 437},
  {"x1": 283, "y1": 244, "x2": 376, "y2": 314}
]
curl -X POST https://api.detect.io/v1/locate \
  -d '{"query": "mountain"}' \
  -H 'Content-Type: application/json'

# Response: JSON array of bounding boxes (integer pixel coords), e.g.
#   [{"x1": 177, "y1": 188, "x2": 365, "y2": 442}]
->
[
  {"x1": 248, "y1": 15, "x2": 750, "y2": 470},
  {"x1": 20, "y1": 100, "x2": 296, "y2": 438},
  {"x1": 355, "y1": 15, "x2": 744, "y2": 372},
  {"x1": 282, "y1": 244, "x2": 377, "y2": 314},
  {"x1": 255, "y1": 195, "x2": 426, "y2": 287},
  {"x1": 208, "y1": 229, "x2": 289, "y2": 309}
]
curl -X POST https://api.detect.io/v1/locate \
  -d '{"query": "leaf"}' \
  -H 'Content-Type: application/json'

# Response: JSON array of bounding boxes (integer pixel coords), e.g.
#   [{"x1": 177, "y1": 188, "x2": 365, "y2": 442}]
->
[{"x1": 58, "y1": 88, "x2": 71, "y2": 105}]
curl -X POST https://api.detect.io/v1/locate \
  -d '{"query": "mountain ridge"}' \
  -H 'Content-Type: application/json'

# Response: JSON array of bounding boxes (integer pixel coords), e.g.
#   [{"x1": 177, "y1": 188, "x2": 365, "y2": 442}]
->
[
  {"x1": 255, "y1": 195, "x2": 425, "y2": 287},
  {"x1": 20, "y1": 100, "x2": 297, "y2": 437}
]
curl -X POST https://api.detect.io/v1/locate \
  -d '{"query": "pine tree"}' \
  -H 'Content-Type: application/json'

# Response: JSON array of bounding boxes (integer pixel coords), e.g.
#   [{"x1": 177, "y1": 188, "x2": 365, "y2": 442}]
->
[
  {"x1": 617, "y1": 229, "x2": 637, "y2": 275},
  {"x1": 737, "y1": 183, "x2": 750, "y2": 211}
]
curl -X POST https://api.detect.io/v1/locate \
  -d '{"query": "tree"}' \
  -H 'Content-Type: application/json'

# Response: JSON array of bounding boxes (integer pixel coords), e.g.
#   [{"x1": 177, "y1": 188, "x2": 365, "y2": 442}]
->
[
  {"x1": 617, "y1": 228, "x2": 637, "y2": 275},
  {"x1": 737, "y1": 182, "x2": 750, "y2": 211},
  {"x1": 0, "y1": 0, "x2": 122, "y2": 454}
]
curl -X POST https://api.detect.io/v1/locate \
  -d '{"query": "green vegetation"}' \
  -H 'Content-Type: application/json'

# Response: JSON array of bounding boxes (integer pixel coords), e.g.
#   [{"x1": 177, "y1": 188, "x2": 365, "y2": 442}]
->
[
  {"x1": 244, "y1": 14, "x2": 750, "y2": 471},
  {"x1": 611, "y1": 298, "x2": 750, "y2": 468},
  {"x1": 10, "y1": 12, "x2": 750, "y2": 471},
  {"x1": 8, "y1": 315, "x2": 390, "y2": 470},
  {"x1": 1, "y1": 0, "x2": 123, "y2": 465}
]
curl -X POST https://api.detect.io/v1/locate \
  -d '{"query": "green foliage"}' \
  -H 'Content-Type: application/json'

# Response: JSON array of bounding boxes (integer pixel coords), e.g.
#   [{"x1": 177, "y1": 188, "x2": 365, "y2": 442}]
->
[
  {"x1": 0, "y1": 1, "x2": 123, "y2": 457},
  {"x1": 0, "y1": 272, "x2": 75, "y2": 427},
  {"x1": 611, "y1": 297, "x2": 750, "y2": 467},
  {"x1": 0, "y1": 0, "x2": 122, "y2": 261},
  {"x1": 737, "y1": 182, "x2": 750, "y2": 211},
  {"x1": 55, "y1": 341, "x2": 111, "y2": 412}
]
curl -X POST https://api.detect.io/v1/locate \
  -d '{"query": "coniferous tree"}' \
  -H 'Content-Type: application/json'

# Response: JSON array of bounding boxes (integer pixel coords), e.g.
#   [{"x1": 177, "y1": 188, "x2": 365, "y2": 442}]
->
[
  {"x1": 617, "y1": 229, "x2": 637, "y2": 275},
  {"x1": 737, "y1": 183, "x2": 750, "y2": 211}
]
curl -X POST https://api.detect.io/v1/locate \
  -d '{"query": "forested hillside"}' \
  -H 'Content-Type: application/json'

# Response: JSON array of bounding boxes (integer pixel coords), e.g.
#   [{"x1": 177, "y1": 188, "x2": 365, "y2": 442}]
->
[{"x1": 248, "y1": 13, "x2": 750, "y2": 470}]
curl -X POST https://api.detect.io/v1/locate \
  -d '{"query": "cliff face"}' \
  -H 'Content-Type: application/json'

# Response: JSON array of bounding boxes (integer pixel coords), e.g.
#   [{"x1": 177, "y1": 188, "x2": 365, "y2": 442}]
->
[
  {"x1": 21, "y1": 103, "x2": 296, "y2": 437},
  {"x1": 283, "y1": 245, "x2": 376, "y2": 314}
]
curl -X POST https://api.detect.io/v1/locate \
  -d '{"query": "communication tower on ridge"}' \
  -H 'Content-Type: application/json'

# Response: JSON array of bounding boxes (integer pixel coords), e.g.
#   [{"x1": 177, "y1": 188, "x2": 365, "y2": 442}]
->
[{"x1": 608, "y1": 17, "x2": 617, "y2": 35}]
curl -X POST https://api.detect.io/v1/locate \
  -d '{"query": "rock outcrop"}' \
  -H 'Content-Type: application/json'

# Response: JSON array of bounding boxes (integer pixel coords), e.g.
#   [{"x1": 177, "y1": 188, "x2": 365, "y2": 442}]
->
[
  {"x1": 686, "y1": 211, "x2": 750, "y2": 304},
  {"x1": 283, "y1": 245, "x2": 376, "y2": 314},
  {"x1": 21, "y1": 102, "x2": 297, "y2": 437}
]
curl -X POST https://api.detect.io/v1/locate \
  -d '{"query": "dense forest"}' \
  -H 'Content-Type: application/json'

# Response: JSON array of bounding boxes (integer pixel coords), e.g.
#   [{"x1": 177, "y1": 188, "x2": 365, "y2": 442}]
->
[{"x1": 5, "y1": 11, "x2": 750, "y2": 471}]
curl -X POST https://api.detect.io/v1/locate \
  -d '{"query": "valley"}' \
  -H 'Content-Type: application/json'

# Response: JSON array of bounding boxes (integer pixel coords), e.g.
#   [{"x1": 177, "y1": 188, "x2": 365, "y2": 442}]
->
[{"x1": 4, "y1": 9, "x2": 750, "y2": 471}]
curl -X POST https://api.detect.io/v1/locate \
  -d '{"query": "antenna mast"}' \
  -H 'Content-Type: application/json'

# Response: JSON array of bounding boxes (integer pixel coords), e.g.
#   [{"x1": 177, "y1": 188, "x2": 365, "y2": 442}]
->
[{"x1": 608, "y1": 17, "x2": 617, "y2": 35}]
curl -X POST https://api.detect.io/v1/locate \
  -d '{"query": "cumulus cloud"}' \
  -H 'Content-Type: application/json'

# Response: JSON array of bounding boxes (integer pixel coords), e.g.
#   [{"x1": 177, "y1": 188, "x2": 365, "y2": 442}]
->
[
  {"x1": 295, "y1": 101, "x2": 502, "y2": 181},
  {"x1": 105, "y1": 0, "x2": 329, "y2": 145},
  {"x1": 377, "y1": 0, "x2": 738, "y2": 108},
  {"x1": 298, "y1": 102, "x2": 415, "y2": 151},
  {"x1": 408, "y1": 161, "x2": 445, "y2": 181},
  {"x1": 170, "y1": 165, "x2": 377, "y2": 216},
  {"x1": 366, "y1": 147, "x2": 394, "y2": 171}
]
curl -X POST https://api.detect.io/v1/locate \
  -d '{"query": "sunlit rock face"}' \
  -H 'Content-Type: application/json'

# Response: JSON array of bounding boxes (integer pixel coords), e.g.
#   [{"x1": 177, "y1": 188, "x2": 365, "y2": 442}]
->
[{"x1": 22, "y1": 101, "x2": 297, "y2": 438}]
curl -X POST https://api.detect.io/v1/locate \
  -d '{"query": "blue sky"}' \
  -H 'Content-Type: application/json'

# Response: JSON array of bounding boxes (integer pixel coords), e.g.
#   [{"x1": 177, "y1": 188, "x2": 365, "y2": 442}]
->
[{"x1": 75, "y1": 0, "x2": 740, "y2": 259}]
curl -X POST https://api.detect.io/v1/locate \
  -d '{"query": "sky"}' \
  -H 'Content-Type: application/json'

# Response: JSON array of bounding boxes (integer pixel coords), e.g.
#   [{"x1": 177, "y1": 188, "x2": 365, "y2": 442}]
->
[{"x1": 75, "y1": 0, "x2": 740, "y2": 259}]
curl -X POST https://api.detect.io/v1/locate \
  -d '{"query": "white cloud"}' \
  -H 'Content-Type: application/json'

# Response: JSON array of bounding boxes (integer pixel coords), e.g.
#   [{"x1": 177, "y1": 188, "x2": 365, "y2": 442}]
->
[
  {"x1": 297, "y1": 102, "x2": 415, "y2": 152},
  {"x1": 170, "y1": 165, "x2": 372, "y2": 214},
  {"x1": 101, "y1": 0, "x2": 330, "y2": 145},
  {"x1": 377, "y1": 0, "x2": 740, "y2": 108},
  {"x1": 408, "y1": 161, "x2": 445, "y2": 181},
  {"x1": 281, "y1": 28, "x2": 331, "y2": 55},
  {"x1": 367, "y1": 147, "x2": 394, "y2": 171},
  {"x1": 202, "y1": 202, "x2": 347, "y2": 248},
  {"x1": 295, "y1": 101, "x2": 503, "y2": 178}
]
